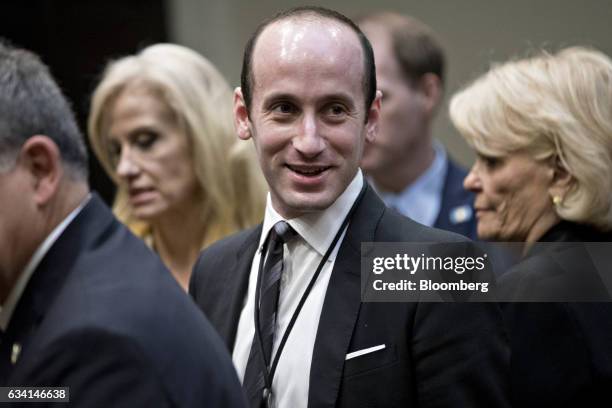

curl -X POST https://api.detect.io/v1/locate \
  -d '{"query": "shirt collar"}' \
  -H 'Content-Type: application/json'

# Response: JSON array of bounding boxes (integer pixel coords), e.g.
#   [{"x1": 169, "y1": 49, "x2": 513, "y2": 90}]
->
[
  {"x1": 259, "y1": 170, "x2": 363, "y2": 260},
  {"x1": 0, "y1": 193, "x2": 91, "y2": 331}
]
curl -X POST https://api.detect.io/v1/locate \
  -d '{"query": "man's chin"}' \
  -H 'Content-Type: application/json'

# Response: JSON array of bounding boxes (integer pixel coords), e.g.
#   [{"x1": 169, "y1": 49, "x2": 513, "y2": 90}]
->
[{"x1": 272, "y1": 192, "x2": 336, "y2": 219}]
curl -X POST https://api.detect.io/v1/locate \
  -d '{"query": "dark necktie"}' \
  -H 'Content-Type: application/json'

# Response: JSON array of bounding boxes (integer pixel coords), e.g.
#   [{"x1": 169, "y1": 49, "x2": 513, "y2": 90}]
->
[{"x1": 243, "y1": 221, "x2": 296, "y2": 408}]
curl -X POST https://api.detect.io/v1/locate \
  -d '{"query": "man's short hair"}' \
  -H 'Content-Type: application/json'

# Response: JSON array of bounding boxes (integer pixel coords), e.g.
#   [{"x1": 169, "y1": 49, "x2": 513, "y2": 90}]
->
[
  {"x1": 0, "y1": 40, "x2": 88, "y2": 178},
  {"x1": 240, "y1": 6, "x2": 377, "y2": 115},
  {"x1": 356, "y1": 12, "x2": 445, "y2": 87}
]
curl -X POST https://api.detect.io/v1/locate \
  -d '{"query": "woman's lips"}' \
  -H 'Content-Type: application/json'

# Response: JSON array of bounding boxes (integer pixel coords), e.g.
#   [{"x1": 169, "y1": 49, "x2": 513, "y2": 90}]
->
[
  {"x1": 129, "y1": 187, "x2": 156, "y2": 206},
  {"x1": 475, "y1": 208, "x2": 492, "y2": 218}
]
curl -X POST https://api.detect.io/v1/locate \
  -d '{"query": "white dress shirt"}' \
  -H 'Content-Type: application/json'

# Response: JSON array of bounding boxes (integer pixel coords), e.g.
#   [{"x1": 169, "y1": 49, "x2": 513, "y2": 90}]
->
[
  {"x1": 0, "y1": 194, "x2": 91, "y2": 331},
  {"x1": 232, "y1": 171, "x2": 364, "y2": 408}
]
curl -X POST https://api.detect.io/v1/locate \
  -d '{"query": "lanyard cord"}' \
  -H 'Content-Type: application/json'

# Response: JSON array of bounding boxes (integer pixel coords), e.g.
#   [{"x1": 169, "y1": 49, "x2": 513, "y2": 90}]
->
[{"x1": 252, "y1": 182, "x2": 367, "y2": 397}]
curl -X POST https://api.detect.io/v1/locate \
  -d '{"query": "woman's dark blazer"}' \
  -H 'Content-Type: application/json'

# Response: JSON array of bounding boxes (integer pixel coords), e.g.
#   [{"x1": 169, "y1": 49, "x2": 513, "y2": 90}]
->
[{"x1": 500, "y1": 221, "x2": 612, "y2": 408}]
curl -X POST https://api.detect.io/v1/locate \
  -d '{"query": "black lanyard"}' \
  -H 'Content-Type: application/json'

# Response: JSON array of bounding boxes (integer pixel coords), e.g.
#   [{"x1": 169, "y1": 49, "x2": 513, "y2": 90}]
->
[{"x1": 252, "y1": 182, "x2": 367, "y2": 406}]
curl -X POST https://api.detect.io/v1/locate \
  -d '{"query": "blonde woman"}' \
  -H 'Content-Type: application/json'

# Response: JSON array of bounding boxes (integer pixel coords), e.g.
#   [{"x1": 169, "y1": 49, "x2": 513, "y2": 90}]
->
[
  {"x1": 89, "y1": 44, "x2": 266, "y2": 290},
  {"x1": 450, "y1": 46, "x2": 612, "y2": 407}
]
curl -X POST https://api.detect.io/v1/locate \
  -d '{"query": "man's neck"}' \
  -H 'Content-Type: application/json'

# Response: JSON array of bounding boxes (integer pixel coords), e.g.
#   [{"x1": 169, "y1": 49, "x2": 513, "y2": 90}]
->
[
  {"x1": 373, "y1": 141, "x2": 435, "y2": 193},
  {"x1": 44, "y1": 181, "x2": 89, "y2": 235}
]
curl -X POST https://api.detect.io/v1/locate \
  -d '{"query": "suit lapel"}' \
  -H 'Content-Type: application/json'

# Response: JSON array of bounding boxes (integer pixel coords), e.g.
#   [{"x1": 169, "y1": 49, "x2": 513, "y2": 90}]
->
[
  {"x1": 224, "y1": 225, "x2": 262, "y2": 350},
  {"x1": 308, "y1": 186, "x2": 384, "y2": 408}
]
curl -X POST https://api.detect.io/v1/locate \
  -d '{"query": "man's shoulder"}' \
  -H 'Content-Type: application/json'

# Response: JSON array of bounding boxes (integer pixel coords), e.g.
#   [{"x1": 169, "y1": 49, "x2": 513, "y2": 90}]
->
[
  {"x1": 189, "y1": 224, "x2": 261, "y2": 299},
  {"x1": 192, "y1": 224, "x2": 261, "y2": 277},
  {"x1": 19, "y1": 297, "x2": 242, "y2": 407},
  {"x1": 40, "y1": 195, "x2": 222, "y2": 367},
  {"x1": 48, "y1": 237, "x2": 213, "y2": 352},
  {"x1": 202, "y1": 224, "x2": 262, "y2": 261},
  {"x1": 378, "y1": 205, "x2": 469, "y2": 243},
  {"x1": 17, "y1": 205, "x2": 243, "y2": 406}
]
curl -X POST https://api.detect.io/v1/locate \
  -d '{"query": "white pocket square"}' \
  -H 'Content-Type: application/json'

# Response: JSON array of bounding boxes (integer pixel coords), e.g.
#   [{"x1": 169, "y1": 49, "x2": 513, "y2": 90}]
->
[{"x1": 345, "y1": 344, "x2": 386, "y2": 360}]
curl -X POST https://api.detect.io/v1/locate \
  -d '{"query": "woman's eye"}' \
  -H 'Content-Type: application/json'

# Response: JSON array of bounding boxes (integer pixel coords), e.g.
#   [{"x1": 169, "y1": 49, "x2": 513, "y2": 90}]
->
[
  {"x1": 108, "y1": 141, "x2": 121, "y2": 163},
  {"x1": 134, "y1": 132, "x2": 158, "y2": 149},
  {"x1": 479, "y1": 155, "x2": 501, "y2": 168}
]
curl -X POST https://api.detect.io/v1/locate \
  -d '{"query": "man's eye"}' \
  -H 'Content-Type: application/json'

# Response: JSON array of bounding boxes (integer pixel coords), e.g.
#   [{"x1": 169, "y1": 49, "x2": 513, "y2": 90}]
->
[
  {"x1": 329, "y1": 104, "x2": 346, "y2": 115},
  {"x1": 324, "y1": 103, "x2": 349, "y2": 119},
  {"x1": 272, "y1": 103, "x2": 295, "y2": 114}
]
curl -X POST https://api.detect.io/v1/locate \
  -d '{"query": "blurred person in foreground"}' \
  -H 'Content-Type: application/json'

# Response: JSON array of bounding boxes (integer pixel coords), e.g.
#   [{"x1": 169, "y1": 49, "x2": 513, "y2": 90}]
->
[
  {"x1": 89, "y1": 43, "x2": 266, "y2": 290},
  {"x1": 0, "y1": 41, "x2": 245, "y2": 407},
  {"x1": 190, "y1": 6, "x2": 510, "y2": 408},
  {"x1": 450, "y1": 46, "x2": 612, "y2": 407},
  {"x1": 357, "y1": 12, "x2": 477, "y2": 238}
]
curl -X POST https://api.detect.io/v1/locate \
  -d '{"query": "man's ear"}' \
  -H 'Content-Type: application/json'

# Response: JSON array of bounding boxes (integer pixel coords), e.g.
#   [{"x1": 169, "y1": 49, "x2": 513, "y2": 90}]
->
[
  {"x1": 234, "y1": 87, "x2": 252, "y2": 140},
  {"x1": 365, "y1": 90, "x2": 382, "y2": 143},
  {"x1": 416, "y1": 73, "x2": 443, "y2": 117},
  {"x1": 19, "y1": 135, "x2": 62, "y2": 206}
]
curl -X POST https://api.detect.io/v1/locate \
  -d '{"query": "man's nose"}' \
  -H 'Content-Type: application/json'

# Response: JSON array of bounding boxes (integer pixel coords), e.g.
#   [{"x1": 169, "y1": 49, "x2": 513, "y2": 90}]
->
[
  {"x1": 293, "y1": 114, "x2": 325, "y2": 158},
  {"x1": 463, "y1": 163, "x2": 482, "y2": 192}
]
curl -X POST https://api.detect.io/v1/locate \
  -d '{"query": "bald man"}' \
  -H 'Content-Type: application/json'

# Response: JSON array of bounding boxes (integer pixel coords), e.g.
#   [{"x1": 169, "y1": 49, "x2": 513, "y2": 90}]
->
[{"x1": 190, "y1": 7, "x2": 509, "y2": 408}]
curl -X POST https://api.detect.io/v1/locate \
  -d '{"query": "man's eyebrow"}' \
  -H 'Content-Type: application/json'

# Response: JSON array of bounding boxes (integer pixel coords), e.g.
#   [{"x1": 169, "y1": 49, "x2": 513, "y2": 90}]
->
[
  {"x1": 262, "y1": 92, "x2": 299, "y2": 105},
  {"x1": 321, "y1": 92, "x2": 356, "y2": 106},
  {"x1": 261, "y1": 92, "x2": 357, "y2": 107}
]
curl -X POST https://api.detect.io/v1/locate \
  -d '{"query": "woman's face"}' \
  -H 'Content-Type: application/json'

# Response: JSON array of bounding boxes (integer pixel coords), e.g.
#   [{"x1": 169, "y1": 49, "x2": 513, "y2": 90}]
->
[
  {"x1": 105, "y1": 85, "x2": 199, "y2": 221},
  {"x1": 464, "y1": 151, "x2": 557, "y2": 242}
]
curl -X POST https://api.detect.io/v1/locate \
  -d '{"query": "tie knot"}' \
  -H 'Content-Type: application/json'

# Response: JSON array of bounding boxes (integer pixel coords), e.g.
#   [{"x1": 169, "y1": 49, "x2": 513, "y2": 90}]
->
[{"x1": 272, "y1": 221, "x2": 296, "y2": 244}]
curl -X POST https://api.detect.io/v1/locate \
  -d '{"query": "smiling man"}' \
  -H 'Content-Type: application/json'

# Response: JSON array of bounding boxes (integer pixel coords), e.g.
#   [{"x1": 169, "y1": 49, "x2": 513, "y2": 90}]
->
[{"x1": 190, "y1": 6, "x2": 509, "y2": 408}]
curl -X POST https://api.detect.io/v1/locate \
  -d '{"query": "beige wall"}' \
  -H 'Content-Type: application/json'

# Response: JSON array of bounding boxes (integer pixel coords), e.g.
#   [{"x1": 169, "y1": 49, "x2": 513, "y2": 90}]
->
[{"x1": 168, "y1": 0, "x2": 612, "y2": 167}]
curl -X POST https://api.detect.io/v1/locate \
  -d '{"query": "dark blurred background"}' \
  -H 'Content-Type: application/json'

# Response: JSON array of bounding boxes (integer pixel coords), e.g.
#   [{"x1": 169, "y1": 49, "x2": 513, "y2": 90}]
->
[{"x1": 1, "y1": 0, "x2": 168, "y2": 204}]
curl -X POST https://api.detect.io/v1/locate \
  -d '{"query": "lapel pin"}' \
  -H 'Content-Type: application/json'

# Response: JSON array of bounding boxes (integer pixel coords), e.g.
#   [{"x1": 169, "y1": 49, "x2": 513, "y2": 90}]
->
[
  {"x1": 11, "y1": 343, "x2": 21, "y2": 365},
  {"x1": 450, "y1": 205, "x2": 473, "y2": 224}
]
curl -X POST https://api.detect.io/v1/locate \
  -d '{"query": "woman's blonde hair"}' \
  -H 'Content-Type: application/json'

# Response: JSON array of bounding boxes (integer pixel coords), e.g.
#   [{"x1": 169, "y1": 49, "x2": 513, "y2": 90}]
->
[
  {"x1": 450, "y1": 46, "x2": 612, "y2": 231},
  {"x1": 88, "y1": 43, "x2": 266, "y2": 247}
]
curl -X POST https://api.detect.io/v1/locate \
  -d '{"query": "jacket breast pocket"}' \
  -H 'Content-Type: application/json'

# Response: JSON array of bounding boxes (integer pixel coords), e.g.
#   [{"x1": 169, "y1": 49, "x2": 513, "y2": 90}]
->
[{"x1": 343, "y1": 342, "x2": 398, "y2": 378}]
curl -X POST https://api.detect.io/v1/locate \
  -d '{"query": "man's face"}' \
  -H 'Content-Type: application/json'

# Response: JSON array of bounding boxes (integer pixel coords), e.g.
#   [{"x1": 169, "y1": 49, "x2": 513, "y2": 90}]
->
[
  {"x1": 0, "y1": 158, "x2": 40, "y2": 302},
  {"x1": 238, "y1": 18, "x2": 379, "y2": 219},
  {"x1": 359, "y1": 26, "x2": 430, "y2": 177}
]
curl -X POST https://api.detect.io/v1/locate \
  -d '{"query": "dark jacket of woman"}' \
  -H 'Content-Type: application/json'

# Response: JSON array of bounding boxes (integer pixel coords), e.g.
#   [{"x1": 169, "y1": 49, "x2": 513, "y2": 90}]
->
[{"x1": 500, "y1": 221, "x2": 612, "y2": 408}]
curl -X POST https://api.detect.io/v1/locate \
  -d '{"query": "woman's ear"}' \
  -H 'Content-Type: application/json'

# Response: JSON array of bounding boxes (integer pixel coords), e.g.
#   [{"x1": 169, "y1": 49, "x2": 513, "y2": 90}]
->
[{"x1": 548, "y1": 157, "x2": 573, "y2": 203}]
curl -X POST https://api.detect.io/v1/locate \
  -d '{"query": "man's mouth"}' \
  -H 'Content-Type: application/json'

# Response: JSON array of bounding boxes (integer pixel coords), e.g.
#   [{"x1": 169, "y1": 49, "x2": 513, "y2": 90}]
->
[{"x1": 286, "y1": 164, "x2": 331, "y2": 176}]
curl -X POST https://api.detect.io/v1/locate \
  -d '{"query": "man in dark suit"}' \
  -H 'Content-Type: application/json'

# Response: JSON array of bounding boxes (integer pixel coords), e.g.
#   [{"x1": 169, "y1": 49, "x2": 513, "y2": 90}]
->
[
  {"x1": 190, "y1": 6, "x2": 509, "y2": 408},
  {"x1": 0, "y1": 42, "x2": 245, "y2": 407},
  {"x1": 357, "y1": 12, "x2": 477, "y2": 239}
]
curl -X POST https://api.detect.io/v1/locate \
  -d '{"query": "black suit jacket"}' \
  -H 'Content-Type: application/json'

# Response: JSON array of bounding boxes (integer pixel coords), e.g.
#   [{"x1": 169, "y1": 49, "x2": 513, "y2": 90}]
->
[
  {"x1": 0, "y1": 194, "x2": 245, "y2": 408},
  {"x1": 499, "y1": 221, "x2": 612, "y2": 407},
  {"x1": 191, "y1": 185, "x2": 510, "y2": 407},
  {"x1": 434, "y1": 158, "x2": 478, "y2": 240}
]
